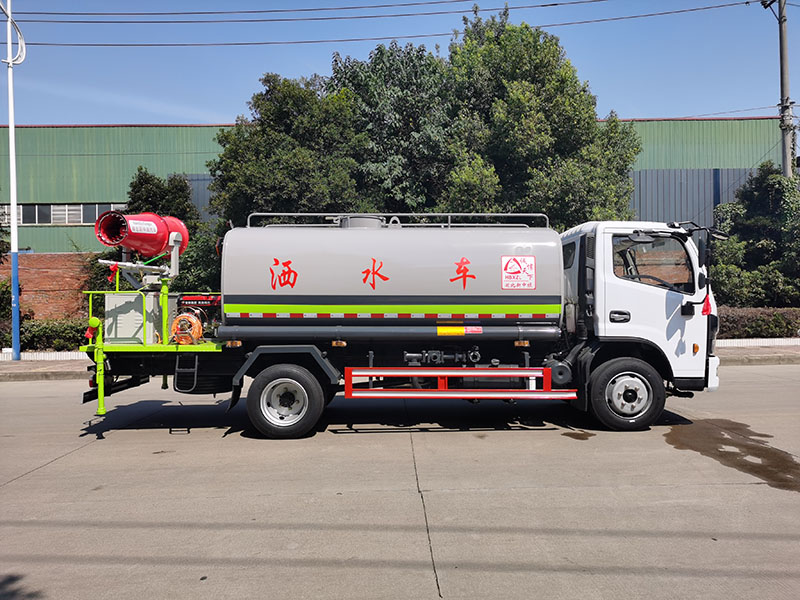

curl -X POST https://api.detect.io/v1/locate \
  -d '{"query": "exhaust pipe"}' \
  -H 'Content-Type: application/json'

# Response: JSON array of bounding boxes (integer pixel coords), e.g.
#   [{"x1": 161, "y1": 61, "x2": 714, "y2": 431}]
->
[{"x1": 95, "y1": 211, "x2": 189, "y2": 257}]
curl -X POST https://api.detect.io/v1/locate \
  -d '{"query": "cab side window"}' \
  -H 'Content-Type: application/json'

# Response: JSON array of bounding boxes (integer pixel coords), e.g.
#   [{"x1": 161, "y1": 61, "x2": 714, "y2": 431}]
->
[{"x1": 612, "y1": 235, "x2": 694, "y2": 294}]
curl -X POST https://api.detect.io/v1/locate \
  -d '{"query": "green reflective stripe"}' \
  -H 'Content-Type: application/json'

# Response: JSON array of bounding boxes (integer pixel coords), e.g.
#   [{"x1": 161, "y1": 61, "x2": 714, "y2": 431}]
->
[
  {"x1": 224, "y1": 303, "x2": 562, "y2": 315},
  {"x1": 80, "y1": 343, "x2": 223, "y2": 353}
]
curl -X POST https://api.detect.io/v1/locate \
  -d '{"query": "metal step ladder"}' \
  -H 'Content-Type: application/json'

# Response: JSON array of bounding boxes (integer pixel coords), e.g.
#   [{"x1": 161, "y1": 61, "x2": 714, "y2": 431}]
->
[{"x1": 173, "y1": 354, "x2": 199, "y2": 393}]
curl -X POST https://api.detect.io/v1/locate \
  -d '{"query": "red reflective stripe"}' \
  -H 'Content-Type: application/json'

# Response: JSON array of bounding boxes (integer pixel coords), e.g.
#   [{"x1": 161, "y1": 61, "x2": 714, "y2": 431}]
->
[{"x1": 345, "y1": 367, "x2": 353, "y2": 398}]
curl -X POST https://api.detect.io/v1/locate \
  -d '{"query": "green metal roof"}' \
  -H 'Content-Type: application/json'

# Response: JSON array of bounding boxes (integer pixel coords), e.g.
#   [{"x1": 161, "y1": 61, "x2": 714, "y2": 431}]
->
[
  {"x1": 16, "y1": 225, "x2": 106, "y2": 253},
  {"x1": 0, "y1": 125, "x2": 227, "y2": 206},
  {"x1": 628, "y1": 117, "x2": 783, "y2": 170}
]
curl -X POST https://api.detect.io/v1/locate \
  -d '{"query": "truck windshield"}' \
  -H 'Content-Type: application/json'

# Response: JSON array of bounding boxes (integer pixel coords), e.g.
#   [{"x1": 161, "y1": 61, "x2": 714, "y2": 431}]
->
[{"x1": 612, "y1": 235, "x2": 694, "y2": 294}]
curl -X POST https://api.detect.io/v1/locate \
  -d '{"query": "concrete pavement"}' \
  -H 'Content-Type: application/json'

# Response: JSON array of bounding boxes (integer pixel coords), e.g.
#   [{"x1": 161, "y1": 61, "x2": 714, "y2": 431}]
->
[{"x1": 1, "y1": 365, "x2": 799, "y2": 599}]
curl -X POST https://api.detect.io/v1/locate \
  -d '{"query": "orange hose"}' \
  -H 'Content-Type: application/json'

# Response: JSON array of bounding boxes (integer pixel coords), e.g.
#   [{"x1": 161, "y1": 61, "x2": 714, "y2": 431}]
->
[{"x1": 171, "y1": 312, "x2": 203, "y2": 345}]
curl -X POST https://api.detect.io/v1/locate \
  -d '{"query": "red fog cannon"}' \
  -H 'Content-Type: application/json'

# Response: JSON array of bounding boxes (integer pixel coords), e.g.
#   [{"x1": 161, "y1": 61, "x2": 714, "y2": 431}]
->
[{"x1": 95, "y1": 211, "x2": 189, "y2": 257}]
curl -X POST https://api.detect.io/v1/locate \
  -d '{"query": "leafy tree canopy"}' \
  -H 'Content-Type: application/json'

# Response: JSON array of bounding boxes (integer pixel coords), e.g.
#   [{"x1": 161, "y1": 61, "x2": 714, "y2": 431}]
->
[
  {"x1": 0, "y1": 222, "x2": 9, "y2": 264},
  {"x1": 209, "y1": 8, "x2": 640, "y2": 231},
  {"x1": 711, "y1": 162, "x2": 800, "y2": 307},
  {"x1": 126, "y1": 166, "x2": 201, "y2": 238}
]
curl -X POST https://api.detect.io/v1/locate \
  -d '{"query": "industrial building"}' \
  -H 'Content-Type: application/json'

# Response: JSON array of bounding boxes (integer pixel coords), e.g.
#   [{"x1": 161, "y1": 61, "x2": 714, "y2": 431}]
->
[{"x1": 0, "y1": 117, "x2": 787, "y2": 318}]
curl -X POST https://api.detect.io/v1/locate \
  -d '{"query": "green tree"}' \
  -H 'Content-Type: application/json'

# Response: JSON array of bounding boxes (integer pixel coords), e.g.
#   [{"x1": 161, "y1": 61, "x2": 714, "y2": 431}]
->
[
  {"x1": 328, "y1": 42, "x2": 454, "y2": 212},
  {"x1": 447, "y1": 9, "x2": 638, "y2": 227},
  {"x1": 0, "y1": 224, "x2": 8, "y2": 264},
  {"x1": 209, "y1": 9, "x2": 639, "y2": 231},
  {"x1": 711, "y1": 162, "x2": 800, "y2": 307},
  {"x1": 126, "y1": 166, "x2": 201, "y2": 237},
  {"x1": 208, "y1": 74, "x2": 369, "y2": 226}
]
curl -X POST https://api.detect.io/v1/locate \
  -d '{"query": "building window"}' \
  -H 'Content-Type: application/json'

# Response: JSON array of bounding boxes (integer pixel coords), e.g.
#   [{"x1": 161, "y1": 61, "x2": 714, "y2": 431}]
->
[
  {"x1": 0, "y1": 204, "x2": 14, "y2": 226},
  {"x1": 22, "y1": 204, "x2": 36, "y2": 224},
  {"x1": 37, "y1": 205, "x2": 52, "y2": 224},
  {"x1": 0, "y1": 203, "x2": 127, "y2": 226},
  {"x1": 82, "y1": 204, "x2": 97, "y2": 224}
]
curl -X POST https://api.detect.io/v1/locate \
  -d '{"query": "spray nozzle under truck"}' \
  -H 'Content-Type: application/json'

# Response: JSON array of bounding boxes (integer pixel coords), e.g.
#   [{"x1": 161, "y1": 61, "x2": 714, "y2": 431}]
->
[{"x1": 80, "y1": 212, "x2": 726, "y2": 438}]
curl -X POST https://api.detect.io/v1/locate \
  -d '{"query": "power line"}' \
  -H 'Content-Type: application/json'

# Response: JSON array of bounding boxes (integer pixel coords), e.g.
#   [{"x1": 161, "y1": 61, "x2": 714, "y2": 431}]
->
[
  {"x1": 15, "y1": 0, "x2": 608, "y2": 17},
  {"x1": 25, "y1": 3, "x2": 751, "y2": 47},
  {"x1": 16, "y1": 1, "x2": 611, "y2": 25},
  {"x1": 679, "y1": 105, "x2": 777, "y2": 118}
]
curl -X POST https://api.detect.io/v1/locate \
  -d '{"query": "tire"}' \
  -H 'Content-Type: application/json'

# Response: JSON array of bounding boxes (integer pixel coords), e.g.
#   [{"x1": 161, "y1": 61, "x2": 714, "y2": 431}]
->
[
  {"x1": 246, "y1": 364, "x2": 325, "y2": 439},
  {"x1": 588, "y1": 357, "x2": 665, "y2": 431}
]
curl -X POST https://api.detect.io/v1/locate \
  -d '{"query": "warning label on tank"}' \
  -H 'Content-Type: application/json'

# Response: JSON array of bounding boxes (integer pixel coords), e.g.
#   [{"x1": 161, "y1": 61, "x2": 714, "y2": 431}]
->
[
  {"x1": 128, "y1": 220, "x2": 158, "y2": 235},
  {"x1": 501, "y1": 256, "x2": 536, "y2": 290}
]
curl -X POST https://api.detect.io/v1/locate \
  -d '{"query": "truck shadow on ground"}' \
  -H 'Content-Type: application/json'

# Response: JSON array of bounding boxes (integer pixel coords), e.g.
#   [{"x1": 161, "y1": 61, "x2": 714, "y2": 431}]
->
[
  {"x1": 319, "y1": 396, "x2": 691, "y2": 438},
  {"x1": 0, "y1": 574, "x2": 43, "y2": 600},
  {"x1": 80, "y1": 394, "x2": 691, "y2": 440}
]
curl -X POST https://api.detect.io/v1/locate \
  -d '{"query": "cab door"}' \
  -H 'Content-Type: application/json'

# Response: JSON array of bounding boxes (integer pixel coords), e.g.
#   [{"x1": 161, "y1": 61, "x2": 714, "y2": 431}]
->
[{"x1": 600, "y1": 228, "x2": 707, "y2": 379}]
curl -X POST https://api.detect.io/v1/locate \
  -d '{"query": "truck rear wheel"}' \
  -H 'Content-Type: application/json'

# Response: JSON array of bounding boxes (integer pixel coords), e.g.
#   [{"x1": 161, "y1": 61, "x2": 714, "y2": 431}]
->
[
  {"x1": 246, "y1": 364, "x2": 324, "y2": 439},
  {"x1": 589, "y1": 357, "x2": 665, "y2": 431}
]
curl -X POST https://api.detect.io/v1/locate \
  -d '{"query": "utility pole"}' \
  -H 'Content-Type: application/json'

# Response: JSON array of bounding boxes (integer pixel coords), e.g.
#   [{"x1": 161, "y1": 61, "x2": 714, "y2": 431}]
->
[
  {"x1": 762, "y1": 0, "x2": 796, "y2": 177},
  {"x1": 2, "y1": 0, "x2": 25, "y2": 360}
]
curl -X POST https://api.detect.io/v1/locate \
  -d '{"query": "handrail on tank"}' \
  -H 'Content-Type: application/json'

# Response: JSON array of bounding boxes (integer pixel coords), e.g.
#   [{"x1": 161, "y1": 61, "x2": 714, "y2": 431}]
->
[{"x1": 246, "y1": 212, "x2": 550, "y2": 229}]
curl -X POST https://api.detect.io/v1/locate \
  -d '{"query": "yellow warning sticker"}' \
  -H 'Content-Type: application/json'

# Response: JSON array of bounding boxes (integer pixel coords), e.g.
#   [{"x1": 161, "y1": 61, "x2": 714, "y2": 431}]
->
[{"x1": 437, "y1": 326, "x2": 465, "y2": 336}]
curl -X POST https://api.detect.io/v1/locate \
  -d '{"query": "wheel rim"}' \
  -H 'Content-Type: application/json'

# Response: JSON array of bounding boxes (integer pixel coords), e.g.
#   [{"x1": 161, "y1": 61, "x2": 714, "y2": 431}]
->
[
  {"x1": 604, "y1": 372, "x2": 653, "y2": 419},
  {"x1": 260, "y1": 378, "x2": 309, "y2": 427}
]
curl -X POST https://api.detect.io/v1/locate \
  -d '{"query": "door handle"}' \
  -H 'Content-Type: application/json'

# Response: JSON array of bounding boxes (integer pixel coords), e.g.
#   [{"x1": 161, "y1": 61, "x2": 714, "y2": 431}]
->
[{"x1": 609, "y1": 310, "x2": 631, "y2": 323}]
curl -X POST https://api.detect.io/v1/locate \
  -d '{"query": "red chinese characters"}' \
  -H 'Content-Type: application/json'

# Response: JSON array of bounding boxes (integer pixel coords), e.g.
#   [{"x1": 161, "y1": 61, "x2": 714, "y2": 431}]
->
[
  {"x1": 270, "y1": 258, "x2": 298, "y2": 290},
  {"x1": 362, "y1": 258, "x2": 389, "y2": 290},
  {"x1": 450, "y1": 257, "x2": 476, "y2": 290}
]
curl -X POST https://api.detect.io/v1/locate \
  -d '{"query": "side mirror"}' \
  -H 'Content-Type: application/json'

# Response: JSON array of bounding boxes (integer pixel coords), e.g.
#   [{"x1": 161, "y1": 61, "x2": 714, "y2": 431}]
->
[{"x1": 697, "y1": 272, "x2": 707, "y2": 289}]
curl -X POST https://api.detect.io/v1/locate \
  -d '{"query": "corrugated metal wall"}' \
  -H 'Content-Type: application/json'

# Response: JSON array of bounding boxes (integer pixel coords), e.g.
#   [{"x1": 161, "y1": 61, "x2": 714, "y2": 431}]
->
[
  {"x1": 0, "y1": 125, "x2": 225, "y2": 205},
  {"x1": 630, "y1": 118, "x2": 782, "y2": 170},
  {"x1": 626, "y1": 118, "x2": 783, "y2": 226},
  {"x1": 631, "y1": 168, "x2": 757, "y2": 227},
  {"x1": 17, "y1": 226, "x2": 106, "y2": 253}
]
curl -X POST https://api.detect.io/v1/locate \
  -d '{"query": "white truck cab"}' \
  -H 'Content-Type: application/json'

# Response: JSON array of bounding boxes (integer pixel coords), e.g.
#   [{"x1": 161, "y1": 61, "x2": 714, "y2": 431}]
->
[{"x1": 560, "y1": 221, "x2": 721, "y2": 429}]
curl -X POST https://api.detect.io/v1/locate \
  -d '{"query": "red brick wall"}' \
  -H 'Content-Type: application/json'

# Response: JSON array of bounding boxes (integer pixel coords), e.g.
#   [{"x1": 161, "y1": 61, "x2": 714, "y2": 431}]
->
[{"x1": 0, "y1": 253, "x2": 92, "y2": 319}]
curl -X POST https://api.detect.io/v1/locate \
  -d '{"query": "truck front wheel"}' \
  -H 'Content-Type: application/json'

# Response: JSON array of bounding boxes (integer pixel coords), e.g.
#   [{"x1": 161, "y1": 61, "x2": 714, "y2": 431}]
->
[
  {"x1": 589, "y1": 357, "x2": 665, "y2": 431},
  {"x1": 246, "y1": 364, "x2": 324, "y2": 439}
]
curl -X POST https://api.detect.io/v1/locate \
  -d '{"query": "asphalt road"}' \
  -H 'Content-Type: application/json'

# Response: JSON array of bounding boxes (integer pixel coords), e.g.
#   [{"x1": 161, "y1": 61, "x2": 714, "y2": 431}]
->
[{"x1": 1, "y1": 365, "x2": 799, "y2": 600}]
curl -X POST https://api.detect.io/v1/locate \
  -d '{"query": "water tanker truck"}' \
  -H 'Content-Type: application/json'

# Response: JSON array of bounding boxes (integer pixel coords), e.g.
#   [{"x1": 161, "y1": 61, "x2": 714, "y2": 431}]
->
[{"x1": 80, "y1": 211, "x2": 725, "y2": 438}]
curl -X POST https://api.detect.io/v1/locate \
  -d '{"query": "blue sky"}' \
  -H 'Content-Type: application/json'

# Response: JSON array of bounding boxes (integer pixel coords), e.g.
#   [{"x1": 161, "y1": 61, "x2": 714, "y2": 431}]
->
[{"x1": 1, "y1": 1, "x2": 798, "y2": 124}]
